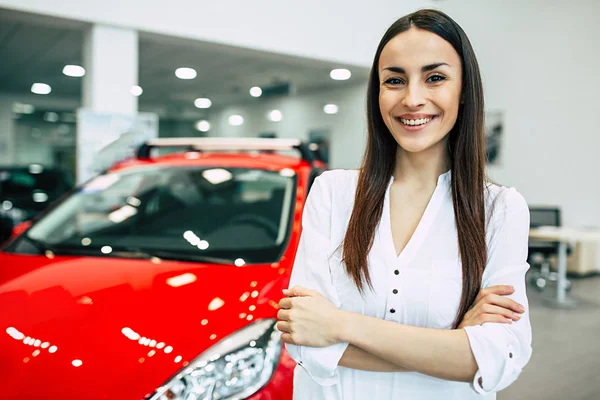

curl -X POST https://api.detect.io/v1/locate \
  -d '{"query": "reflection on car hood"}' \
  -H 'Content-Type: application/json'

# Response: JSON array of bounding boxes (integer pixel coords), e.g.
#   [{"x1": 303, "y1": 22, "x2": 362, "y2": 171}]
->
[{"x1": 0, "y1": 252, "x2": 289, "y2": 399}]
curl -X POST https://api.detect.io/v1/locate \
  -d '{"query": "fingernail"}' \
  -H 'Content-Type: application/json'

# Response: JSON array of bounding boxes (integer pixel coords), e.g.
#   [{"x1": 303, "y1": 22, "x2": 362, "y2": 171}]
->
[
  {"x1": 505, "y1": 318, "x2": 513, "y2": 324},
  {"x1": 282, "y1": 289, "x2": 289, "y2": 295},
  {"x1": 513, "y1": 313, "x2": 521, "y2": 320},
  {"x1": 518, "y1": 306, "x2": 525, "y2": 312}
]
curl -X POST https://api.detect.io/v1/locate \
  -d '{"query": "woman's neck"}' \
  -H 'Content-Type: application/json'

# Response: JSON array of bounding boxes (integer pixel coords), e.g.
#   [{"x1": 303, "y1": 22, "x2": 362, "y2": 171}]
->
[{"x1": 392, "y1": 141, "x2": 450, "y2": 189}]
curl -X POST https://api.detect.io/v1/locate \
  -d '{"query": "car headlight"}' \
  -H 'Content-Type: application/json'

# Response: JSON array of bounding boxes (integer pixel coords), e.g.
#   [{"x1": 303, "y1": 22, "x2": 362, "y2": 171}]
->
[{"x1": 150, "y1": 319, "x2": 281, "y2": 400}]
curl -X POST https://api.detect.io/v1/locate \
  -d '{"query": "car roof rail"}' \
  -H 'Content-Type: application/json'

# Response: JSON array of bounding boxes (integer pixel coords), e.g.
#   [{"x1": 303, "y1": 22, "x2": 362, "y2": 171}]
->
[{"x1": 136, "y1": 137, "x2": 315, "y2": 163}]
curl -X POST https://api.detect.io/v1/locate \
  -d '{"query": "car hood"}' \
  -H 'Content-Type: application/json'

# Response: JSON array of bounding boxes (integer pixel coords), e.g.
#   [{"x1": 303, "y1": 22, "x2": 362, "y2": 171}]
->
[{"x1": 0, "y1": 252, "x2": 289, "y2": 399}]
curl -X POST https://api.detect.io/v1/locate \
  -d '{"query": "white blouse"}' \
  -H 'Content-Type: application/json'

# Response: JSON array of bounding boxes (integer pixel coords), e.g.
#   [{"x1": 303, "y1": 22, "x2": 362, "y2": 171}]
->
[{"x1": 286, "y1": 169, "x2": 532, "y2": 400}]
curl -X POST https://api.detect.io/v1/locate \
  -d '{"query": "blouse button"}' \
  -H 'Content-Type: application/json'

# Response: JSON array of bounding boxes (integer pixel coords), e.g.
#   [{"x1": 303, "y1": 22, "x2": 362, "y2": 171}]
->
[
  {"x1": 392, "y1": 289, "x2": 398, "y2": 294},
  {"x1": 394, "y1": 270, "x2": 399, "y2": 275},
  {"x1": 509, "y1": 352, "x2": 513, "y2": 358},
  {"x1": 390, "y1": 309, "x2": 396, "y2": 313}
]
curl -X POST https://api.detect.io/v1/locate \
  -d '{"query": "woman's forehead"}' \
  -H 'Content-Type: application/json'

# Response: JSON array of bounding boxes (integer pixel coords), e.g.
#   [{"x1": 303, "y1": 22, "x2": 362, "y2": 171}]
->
[{"x1": 379, "y1": 28, "x2": 460, "y2": 71}]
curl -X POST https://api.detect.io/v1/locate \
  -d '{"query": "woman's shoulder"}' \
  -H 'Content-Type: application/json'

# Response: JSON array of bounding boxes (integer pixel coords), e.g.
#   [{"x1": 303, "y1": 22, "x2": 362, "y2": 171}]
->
[
  {"x1": 316, "y1": 169, "x2": 360, "y2": 191},
  {"x1": 314, "y1": 169, "x2": 359, "y2": 209},
  {"x1": 485, "y1": 182, "x2": 528, "y2": 213},
  {"x1": 484, "y1": 182, "x2": 529, "y2": 231}
]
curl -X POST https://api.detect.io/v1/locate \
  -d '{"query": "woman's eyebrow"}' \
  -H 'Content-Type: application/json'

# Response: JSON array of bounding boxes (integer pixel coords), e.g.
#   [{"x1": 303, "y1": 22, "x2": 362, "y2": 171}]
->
[{"x1": 382, "y1": 63, "x2": 450, "y2": 74}]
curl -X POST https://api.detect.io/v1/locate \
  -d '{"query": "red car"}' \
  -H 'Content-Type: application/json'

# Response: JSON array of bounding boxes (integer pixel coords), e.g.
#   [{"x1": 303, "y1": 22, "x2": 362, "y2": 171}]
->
[{"x1": 0, "y1": 138, "x2": 326, "y2": 399}]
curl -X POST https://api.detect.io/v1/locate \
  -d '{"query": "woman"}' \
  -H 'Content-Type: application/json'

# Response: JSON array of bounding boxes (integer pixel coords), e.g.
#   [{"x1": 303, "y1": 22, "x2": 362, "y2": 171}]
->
[{"x1": 277, "y1": 9, "x2": 532, "y2": 399}]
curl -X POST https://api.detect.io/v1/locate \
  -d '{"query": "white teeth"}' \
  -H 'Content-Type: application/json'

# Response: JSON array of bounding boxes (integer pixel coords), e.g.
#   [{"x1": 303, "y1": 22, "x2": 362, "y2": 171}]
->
[{"x1": 399, "y1": 117, "x2": 432, "y2": 126}]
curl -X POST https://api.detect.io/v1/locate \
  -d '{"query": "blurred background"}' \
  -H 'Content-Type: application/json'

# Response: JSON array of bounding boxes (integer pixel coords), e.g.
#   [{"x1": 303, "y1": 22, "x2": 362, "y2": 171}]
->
[{"x1": 0, "y1": 0, "x2": 598, "y2": 399}]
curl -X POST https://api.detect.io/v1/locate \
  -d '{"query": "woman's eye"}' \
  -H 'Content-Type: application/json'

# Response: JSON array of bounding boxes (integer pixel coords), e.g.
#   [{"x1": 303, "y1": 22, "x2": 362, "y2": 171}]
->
[
  {"x1": 384, "y1": 78, "x2": 404, "y2": 85},
  {"x1": 427, "y1": 74, "x2": 446, "y2": 83}
]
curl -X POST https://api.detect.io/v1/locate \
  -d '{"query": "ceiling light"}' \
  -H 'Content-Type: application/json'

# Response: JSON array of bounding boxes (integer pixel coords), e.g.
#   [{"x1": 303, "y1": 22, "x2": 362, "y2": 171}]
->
[
  {"x1": 267, "y1": 110, "x2": 283, "y2": 122},
  {"x1": 323, "y1": 104, "x2": 339, "y2": 114},
  {"x1": 31, "y1": 83, "x2": 51, "y2": 95},
  {"x1": 330, "y1": 68, "x2": 351, "y2": 80},
  {"x1": 62, "y1": 65, "x2": 85, "y2": 77},
  {"x1": 29, "y1": 164, "x2": 44, "y2": 174},
  {"x1": 195, "y1": 120, "x2": 210, "y2": 132},
  {"x1": 194, "y1": 98, "x2": 212, "y2": 109},
  {"x1": 249, "y1": 86, "x2": 262, "y2": 97},
  {"x1": 228, "y1": 115, "x2": 244, "y2": 126},
  {"x1": 175, "y1": 67, "x2": 197, "y2": 80},
  {"x1": 131, "y1": 85, "x2": 143, "y2": 96}
]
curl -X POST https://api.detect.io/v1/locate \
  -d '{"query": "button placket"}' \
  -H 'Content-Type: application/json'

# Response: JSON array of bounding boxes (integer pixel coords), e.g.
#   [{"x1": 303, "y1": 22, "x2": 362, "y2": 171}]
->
[{"x1": 389, "y1": 267, "x2": 400, "y2": 317}]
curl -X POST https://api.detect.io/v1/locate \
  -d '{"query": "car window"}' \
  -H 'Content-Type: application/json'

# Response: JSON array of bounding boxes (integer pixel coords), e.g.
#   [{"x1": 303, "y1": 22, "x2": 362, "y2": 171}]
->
[{"x1": 17, "y1": 165, "x2": 297, "y2": 264}]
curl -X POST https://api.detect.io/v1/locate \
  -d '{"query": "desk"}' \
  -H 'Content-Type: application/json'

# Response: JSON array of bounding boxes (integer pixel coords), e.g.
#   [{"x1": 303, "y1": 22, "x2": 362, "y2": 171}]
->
[{"x1": 529, "y1": 227, "x2": 600, "y2": 308}]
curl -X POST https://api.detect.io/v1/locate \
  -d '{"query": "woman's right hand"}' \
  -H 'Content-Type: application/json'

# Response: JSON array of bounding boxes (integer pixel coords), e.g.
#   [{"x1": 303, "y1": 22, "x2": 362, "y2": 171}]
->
[{"x1": 458, "y1": 285, "x2": 526, "y2": 329}]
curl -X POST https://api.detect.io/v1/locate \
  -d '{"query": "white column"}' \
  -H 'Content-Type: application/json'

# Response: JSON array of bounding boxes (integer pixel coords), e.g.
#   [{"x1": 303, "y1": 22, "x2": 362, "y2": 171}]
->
[
  {"x1": 0, "y1": 98, "x2": 15, "y2": 164},
  {"x1": 82, "y1": 24, "x2": 138, "y2": 115}
]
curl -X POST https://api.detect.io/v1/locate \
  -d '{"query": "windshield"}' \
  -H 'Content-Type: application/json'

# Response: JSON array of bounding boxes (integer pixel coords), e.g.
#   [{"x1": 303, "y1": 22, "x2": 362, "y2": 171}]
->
[{"x1": 8, "y1": 165, "x2": 297, "y2": 264}]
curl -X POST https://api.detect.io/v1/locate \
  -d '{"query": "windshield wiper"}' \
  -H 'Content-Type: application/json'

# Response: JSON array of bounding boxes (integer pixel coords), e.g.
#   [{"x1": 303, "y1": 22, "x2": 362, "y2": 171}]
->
[{"x1": 146, "y1": 250, "x2": 235, "y2": 265}]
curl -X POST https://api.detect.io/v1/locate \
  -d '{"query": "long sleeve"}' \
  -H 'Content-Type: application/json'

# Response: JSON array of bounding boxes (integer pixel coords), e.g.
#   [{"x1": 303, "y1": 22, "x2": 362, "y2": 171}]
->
[
  {"x1": 285, "y1": 172, "x2": 349, "y2": 386},
  {"x1": 463, "y1": 188, "x2": 533, "y2": 394}
]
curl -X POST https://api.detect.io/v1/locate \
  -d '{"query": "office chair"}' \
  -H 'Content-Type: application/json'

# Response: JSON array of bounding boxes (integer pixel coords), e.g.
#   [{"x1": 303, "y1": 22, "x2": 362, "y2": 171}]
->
[{"x1": 528, "y1": 206, "x2": 572, "y2": 292}]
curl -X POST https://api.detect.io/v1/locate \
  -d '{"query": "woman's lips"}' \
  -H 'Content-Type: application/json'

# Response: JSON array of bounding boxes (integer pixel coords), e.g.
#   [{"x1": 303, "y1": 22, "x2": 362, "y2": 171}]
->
[{"x1": 395, "y1": 115, "x2": 438, "y2": 131}]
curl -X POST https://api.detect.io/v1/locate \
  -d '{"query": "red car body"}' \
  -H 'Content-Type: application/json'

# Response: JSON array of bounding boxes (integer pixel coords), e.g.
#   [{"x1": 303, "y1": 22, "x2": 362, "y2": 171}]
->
[{"x1": 0, "y1": 143, "x2": 323, "y2": 399}]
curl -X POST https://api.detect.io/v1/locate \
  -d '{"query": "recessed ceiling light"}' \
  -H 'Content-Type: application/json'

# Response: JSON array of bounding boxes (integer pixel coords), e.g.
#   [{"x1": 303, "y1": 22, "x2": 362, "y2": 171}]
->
[
  {"x1": 228, "y1": 115, "x2": 244, "y2": 126},
  {"x1": 31, "y1": 83, "x2": 51, "y2": 95},
  {"x1": 175, "y1": 67, "x2": 197, "y2": 80},
  {"x1": 195, "y1": 120, "x2": 210, "y2": 132},
  {"x1": 323, "y1": 104, "x2": 339, "y2": 114},
  {"x1": 194, "y1": 98, "x2": 212, "y2": 109},
  {"x1": 267, "y1": 110, "x2": 283, "y2": 122},
  {"x1": 62, "y1": 65, "x2": 85, "y2": 77},
  {"x1": 249, "y1": 86, "x2": 262, "y2": 97},
  {"x1": 330, "y1": 68, "x2": 351, "y2": 81},
  {"x1": 131, "y1": 85, "x2": 143, "y2": 96}
]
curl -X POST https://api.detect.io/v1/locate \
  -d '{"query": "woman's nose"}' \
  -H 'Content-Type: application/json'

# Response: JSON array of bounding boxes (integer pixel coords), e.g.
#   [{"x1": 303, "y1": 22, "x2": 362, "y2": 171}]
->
[{"x1": 401, "y1": 82, "x2": 426, "y2": 109}]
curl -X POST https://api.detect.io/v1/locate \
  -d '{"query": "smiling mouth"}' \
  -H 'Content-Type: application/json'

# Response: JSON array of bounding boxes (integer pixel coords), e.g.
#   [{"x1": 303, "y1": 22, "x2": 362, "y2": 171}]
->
[{"x1": 396, "y1": 115, "x2": 438, "y2": 127}]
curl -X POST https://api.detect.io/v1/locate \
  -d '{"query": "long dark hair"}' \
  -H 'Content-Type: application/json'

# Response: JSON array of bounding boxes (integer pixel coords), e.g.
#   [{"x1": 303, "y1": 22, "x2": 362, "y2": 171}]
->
[{"x1": 342, "y1": 9, "x2": 486, "y2": 329}]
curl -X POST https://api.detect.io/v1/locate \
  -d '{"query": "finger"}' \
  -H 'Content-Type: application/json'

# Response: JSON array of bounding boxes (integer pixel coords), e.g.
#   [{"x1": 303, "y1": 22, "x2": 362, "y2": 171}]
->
[
  {"x1": 278, "y1": 297, "x2": 293, "y2": 310},
  {"x1": 476, "y1": 285, "x2": 514, "y2": 303},
  {"x1": 476, "y1": 313, "x2": 514, "y2": 325},
  {"x1": 487, "y1": 295, "x2": 526, "y2": 313},
  {"x1": 280, "y1": 332, "x2": 294, "y2": 344},
  {"x1": 287, "y1": 285, "x2": 317, "y2": 297},
  {"x1": 277, "y1": 309, "x2": 291, "y2": 321},
  {"x1": 479, "y1": 303, "x2": 521, "y2": 320},
  {"x1": 276, "y1": 321, "x2": 292, "y2": 333},
  {"x1": 477, "y1": 293, "x2": 525, "y2": 314}
]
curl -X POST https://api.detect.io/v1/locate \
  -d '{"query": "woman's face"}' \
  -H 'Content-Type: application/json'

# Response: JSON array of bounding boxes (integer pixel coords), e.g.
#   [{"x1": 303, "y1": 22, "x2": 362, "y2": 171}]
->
[{"x1": 378, "y1": 27, "x2": 462, "y2": 155}]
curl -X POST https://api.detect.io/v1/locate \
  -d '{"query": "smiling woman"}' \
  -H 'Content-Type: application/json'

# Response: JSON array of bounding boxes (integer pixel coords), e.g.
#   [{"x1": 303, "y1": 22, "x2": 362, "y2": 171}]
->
[{"x1": 279, "y1": 8, "x2": 531, "y2": 400}]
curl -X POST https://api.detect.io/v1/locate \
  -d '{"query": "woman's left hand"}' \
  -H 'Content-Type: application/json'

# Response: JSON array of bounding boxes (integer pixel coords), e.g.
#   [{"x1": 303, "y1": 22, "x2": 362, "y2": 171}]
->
[{"x1": 277, "y1": 285, "x2": 342, "y2": 347}]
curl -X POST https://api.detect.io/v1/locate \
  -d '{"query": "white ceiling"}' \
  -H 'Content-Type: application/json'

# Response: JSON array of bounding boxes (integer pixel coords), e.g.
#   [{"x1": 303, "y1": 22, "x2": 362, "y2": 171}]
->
[{"x1": 0, "y1": 8, "x2": 369, "y2": 118}]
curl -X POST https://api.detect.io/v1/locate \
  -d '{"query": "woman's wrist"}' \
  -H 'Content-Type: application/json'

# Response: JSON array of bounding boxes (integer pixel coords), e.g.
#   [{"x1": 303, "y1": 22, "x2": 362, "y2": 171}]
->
[{"x1": 335, "y1": 310, "x2": 356, "y2": 344}]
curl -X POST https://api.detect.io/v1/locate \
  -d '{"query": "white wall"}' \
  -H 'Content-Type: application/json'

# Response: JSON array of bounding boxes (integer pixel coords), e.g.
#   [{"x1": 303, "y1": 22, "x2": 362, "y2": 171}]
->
[
  {"x1": 426, "y1": 0, "x2": 600, "y2": 227},
  {"x1": 211, "y1": 84, "x2": 368, "y2": 169},
  {"x1": 0, "y1": 0, "x2": 423, "y2": 67}
]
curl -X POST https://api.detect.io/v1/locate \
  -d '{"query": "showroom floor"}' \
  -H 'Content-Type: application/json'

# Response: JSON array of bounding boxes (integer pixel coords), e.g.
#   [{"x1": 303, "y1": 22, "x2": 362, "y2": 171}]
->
[{"x1": 499, "y1": 273, "x2": 600, "y2": 400}]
